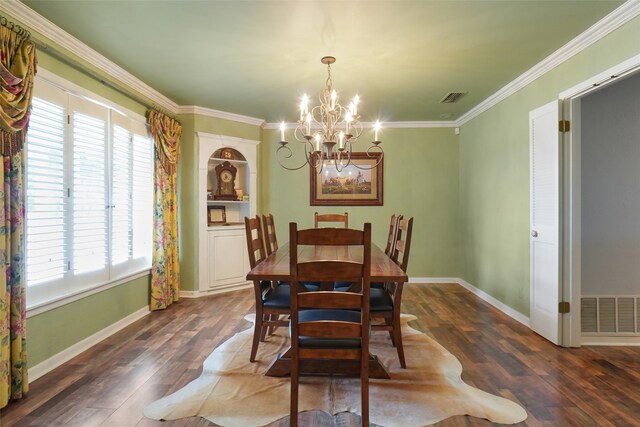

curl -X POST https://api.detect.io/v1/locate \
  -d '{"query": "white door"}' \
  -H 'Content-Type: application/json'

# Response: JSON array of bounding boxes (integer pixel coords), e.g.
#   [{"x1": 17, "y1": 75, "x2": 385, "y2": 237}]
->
[{"x1": 529, "y1": 100, "x2": 562, "y2": 345}]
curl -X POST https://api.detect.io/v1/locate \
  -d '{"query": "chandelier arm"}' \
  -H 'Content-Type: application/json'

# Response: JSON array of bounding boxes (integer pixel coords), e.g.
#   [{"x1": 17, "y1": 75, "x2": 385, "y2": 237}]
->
[
  {"x1": 276, "y1": 145, "x2": 310, "y2": 171},
  {"x1": 349, "y1": 146, "x2": 384, "y2": 171}
]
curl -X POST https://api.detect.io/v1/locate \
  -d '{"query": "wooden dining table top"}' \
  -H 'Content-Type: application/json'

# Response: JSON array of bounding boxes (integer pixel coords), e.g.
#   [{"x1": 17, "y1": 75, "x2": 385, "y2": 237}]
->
[{"x1": 246, "y1": 242, "x2": 408, "y2": 283}]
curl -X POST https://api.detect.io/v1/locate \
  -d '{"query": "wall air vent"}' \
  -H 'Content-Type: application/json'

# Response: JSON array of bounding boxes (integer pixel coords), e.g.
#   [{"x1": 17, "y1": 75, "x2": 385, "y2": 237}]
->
[{"x1": 440, "y1": 92, "x2": 468, "y2": 104}]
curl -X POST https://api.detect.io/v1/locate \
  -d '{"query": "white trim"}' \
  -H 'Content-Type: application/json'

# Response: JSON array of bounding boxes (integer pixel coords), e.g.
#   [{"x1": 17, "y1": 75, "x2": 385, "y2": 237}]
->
[
  {"x1": 457, "y1": 1, "x2": 640, "y2": 126},
  {"x1": 28, "y1": 306, "x2": 150, "y2": 382},
  {"x1": 180, "y1": 282, "x2": 252, "y2": 299},
  {"x1": 456, "y1": 278, "x2": 531, "y2": 327},
  {"x1": 177, "y1": 105, "x2": 265, "y2": 126},
  {"x1": 27, "y1": 270, "x2": 151, "y2": 317},
  {"x1": 196, "y1": 132, "x2": 261, "y2": 148},
  {"x1": 559, "y1": 52, "x2": 640, "y2": 100},
  {"x1": 581, "y1": 336, "x2": 640, "y2": 346},
  {"x1": 0, "y1": 0, "x2": 179, "y2": 113},
  {"x1": 408, "y1": 277, "x2": 459, "y2": 283},
  {"x1": 264, "y1": 121, "x2": 457, "y2": 130}
]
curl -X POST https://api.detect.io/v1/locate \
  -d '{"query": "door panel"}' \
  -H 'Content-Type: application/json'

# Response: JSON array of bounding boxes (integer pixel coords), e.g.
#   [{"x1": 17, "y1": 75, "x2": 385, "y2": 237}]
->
[{"x1": 530, "y1": 100, "x2": 562, "y2": 345}]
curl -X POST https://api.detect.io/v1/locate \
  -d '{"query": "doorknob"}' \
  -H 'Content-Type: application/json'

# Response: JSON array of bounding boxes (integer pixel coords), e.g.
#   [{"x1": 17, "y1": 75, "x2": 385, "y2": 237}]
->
[{"x1": 531, "y1": 230, "x2": 538, "y2": 237}]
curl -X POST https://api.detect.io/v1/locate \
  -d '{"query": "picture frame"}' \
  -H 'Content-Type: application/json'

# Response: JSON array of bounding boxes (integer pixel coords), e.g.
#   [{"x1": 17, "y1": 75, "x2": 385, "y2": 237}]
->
[
  {"x1": 310, "y1": 152, "x2": 383, "y2": 206},
  {"x1": 208, "y1": 205, "x2": 226, "y2": 225}
]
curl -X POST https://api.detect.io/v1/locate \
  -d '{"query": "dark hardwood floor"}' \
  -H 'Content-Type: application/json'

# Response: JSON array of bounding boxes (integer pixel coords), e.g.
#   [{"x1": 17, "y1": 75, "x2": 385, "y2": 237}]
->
[{"x1": 1, "y1": 283, "x2": 639, "y2": 426}]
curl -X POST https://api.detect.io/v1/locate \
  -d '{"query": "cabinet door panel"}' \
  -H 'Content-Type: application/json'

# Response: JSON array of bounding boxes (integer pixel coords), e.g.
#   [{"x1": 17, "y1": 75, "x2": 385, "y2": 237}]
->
[{"x1": 208, "y1": 231, "x2": 247, "y2": 287}]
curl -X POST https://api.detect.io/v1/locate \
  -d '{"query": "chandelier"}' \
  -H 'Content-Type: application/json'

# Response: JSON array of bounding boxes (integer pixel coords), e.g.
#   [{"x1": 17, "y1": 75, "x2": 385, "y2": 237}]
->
[{"x1": 277, "y1": 56, "x2": 383, "y2": 172}]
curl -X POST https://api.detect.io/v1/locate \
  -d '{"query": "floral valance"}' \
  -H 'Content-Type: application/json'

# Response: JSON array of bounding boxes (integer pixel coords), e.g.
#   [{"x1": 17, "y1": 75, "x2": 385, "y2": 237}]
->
[
  {"x1": 0, "y1": 26, "x2": 37, "y2": 156},
  {"x1": 148, "y1": 109, "x2": 182, "y2": 176}
]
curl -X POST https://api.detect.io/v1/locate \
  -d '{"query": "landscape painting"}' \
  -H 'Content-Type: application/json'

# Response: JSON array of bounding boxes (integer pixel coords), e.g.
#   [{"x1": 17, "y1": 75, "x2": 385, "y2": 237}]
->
[{"x1": 310, "y1": 152, "x2": 383, "y2": 206}]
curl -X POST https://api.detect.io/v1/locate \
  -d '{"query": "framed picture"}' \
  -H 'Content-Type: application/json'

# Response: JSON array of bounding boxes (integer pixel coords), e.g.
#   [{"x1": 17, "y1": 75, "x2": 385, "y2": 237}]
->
[
  {"x1": 208, "y1": 205, "x2": 226, "y2": 225},
  {"x1": 310, "y1": 152, "x2": 383, "y2": 206}
]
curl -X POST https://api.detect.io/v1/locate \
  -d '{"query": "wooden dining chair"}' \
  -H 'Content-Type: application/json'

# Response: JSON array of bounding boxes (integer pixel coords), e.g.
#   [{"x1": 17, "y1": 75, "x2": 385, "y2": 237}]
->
[
  {"x1": 262, "y1": 213, "x2": 278, "y2": 256},
  {"x1": 244, "y1": 216, "x2": 290, "y2": 362},
  {"x1": 289, "y1": 223, "x2": 372, "y2": 427},
  {"x1": 370, "y1": 216, "x2": 414, "y2": 369},
  {"x1": 314, "y1": 211, "x2": 348, "y2": 228}
]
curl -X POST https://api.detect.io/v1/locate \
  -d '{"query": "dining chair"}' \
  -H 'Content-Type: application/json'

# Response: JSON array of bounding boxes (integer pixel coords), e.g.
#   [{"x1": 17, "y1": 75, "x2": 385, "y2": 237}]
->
[
  {"x1": 289, "y1": 223, "x2": 372, "y2": 427},
  {"x1": 370, "y1": 216, "x2": 413, "y2": 368},
  {"x1": 262, "y1": 213, "x2": 278, "y2": 256},
  {"x1": 384, "y1": 214, "x2": 402, "y2": 256},
  {"x1": 244, "y1": 216, "x2": 290, "y2": 362},
  {"x1": 314, "y1": 211, "x2": 348, "y2": 228}
]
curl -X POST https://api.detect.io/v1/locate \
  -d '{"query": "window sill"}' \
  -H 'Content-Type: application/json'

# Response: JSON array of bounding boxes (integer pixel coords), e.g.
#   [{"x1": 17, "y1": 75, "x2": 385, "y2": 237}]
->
[{"x1": 27, "y1": 268, "x2": 151, "y2": 318}]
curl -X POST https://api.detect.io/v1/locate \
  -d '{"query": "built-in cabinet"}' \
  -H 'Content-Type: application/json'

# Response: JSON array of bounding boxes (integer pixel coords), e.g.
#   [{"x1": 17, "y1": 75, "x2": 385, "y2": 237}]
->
[{"x1": 198, "y1": 132, "x2": 259, "y2": 295}]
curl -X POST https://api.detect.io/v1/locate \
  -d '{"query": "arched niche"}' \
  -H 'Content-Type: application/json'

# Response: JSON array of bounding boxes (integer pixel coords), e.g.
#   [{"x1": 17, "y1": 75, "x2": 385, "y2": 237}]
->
[{"x1": 197, "y1": 132, "x2": 259, "y2": 295}]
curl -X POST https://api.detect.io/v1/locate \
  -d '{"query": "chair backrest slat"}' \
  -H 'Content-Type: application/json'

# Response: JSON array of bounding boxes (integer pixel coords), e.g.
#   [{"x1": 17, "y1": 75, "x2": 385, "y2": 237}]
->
[
  {"x1": 298, "y1": 227, "x2": 362, "y2": 245},
  {"x1": 314, "y1": 212, "x2": 349, "y2": 228},
  {"x1": 244, "y1": 216, "x2": 267, "y2": 269},
  {"x1": 298, "y1": 291, "x2": 362, "y2": 310},
  {"x1": 385, "y1": 214, "x2": 402, "y2": 256},
  {"x1": 298, "y1": 322, "x2": 362, "y2": 339},
  {"x1": 262, "y1": 214, "x2": 278, "y2": 256}
]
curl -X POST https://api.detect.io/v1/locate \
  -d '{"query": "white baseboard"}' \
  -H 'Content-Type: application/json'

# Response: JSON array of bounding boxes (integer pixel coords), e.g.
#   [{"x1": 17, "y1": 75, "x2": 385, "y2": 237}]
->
[
  {"x1": 180, "y1": 282, "x2": 252, "y2": 299},
  {"x1": 28, "y1": 306, "x2": 150, "y2": 382},
  {"x1": 455, "y1": 278, "x2": 530, "y2": 327},
  {"x1": 581, "y1": 336, "x2": 640, "y2": 346},
  {"x1": 408, "y1": 277, "x2": 459, "y2": 284}
]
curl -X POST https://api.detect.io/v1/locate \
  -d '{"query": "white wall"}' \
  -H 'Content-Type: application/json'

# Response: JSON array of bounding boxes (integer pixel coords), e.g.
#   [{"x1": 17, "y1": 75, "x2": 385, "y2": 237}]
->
[{"x1": 581, "y1": 72, "x2": 640, "y2": 295}]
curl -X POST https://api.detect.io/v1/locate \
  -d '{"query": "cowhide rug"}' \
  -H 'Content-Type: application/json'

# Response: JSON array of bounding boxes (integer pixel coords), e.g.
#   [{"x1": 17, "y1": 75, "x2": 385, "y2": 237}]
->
[{"x1": 144, "y1": 314, "x2": 527, "y2": 426}]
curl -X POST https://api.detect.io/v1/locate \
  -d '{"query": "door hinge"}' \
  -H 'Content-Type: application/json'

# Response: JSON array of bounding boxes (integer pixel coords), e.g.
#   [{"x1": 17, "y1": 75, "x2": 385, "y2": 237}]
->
[
  {"x1": 559, "y1": 120, "x2": 570, "y2": 133},
  {"x1": 559, "y1": 301, "x2": 570, "y2": 313}
]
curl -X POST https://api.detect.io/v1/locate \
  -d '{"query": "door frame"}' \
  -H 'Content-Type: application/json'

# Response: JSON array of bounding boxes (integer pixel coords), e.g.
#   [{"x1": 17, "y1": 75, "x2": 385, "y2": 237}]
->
[{"x1": 558, "y1": 53, "x2": 640, "y2": 347}]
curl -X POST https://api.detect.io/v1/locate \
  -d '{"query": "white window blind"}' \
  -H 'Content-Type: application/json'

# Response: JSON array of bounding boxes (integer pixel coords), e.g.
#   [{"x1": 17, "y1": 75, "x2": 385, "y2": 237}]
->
[
  {"x1": 111, "y1": 122, "x2": 132, "y2": 265},
  {"x1": 71, "y1": 98, "x2": 108, "y2": 277},
  {"x1": 132, "y1": 128, "x2": 154, "y2": 261},
  {"x1": 25, "y1": 78, "x2": 153, "y2": 309},
  {"x1": 26, "y1": 96, "x2": 67, "y2": 286}
]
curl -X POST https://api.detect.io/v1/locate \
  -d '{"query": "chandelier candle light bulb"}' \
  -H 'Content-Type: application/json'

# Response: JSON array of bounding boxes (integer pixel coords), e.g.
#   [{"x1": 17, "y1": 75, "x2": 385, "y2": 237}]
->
[{"x1": 275, "y1": 56, "x2": 383, "y2": 172}]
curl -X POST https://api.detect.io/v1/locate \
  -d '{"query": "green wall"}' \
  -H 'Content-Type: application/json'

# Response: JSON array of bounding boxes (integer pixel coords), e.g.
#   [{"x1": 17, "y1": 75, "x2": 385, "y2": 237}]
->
[
  {"x1": 261, "y1": 127, "x2": 460, "y2": 278},
  {"x1": 27, "y1": 276, "x2": 149, "y2": 366},
  {"x1": 458, "y1": 15, "x2": 640, "y2": 316}
]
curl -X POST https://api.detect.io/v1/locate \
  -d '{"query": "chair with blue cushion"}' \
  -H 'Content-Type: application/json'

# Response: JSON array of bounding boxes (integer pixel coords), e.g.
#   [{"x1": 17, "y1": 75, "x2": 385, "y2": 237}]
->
[
  {"x1": 370, "y1": 216, "x2": 413, "y2": 369},
  {"x1": 245, "y1": 216, "x2": 291, "y2": 362},
  {"x1": 288, "y1": 222, "x2": 372, "y2": 427}
]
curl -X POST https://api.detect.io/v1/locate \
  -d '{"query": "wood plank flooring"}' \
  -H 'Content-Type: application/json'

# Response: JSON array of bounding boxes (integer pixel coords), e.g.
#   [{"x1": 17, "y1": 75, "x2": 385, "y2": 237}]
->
[{"x1": 2, "y1": 283, "x2": 639, "y2": 426}]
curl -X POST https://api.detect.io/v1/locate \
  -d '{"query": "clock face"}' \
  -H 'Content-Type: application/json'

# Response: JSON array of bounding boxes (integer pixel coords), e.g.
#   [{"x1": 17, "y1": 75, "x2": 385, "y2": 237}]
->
[{"x1": 220, "y1": 170, "x2": 233, "y2": 183}]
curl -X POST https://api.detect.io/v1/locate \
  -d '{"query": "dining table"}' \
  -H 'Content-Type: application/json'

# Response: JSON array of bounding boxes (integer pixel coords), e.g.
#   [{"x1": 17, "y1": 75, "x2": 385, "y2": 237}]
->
[{"x1": 246, "y1": 242, "x2": 408, "y2": 379}]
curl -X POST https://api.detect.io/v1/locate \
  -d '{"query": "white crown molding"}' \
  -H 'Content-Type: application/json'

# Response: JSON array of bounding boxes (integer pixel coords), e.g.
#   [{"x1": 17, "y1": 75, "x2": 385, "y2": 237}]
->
[
  {"x1": 177, "y1": 105, "x2": 265, "y2": 126},
  {"x1": 0, "y1": 0, "x2": 179, "y2": 112},
  {"x1": 456, "y1": 0, "x2": 640, "y2": 127},
  {"x1": 263, "y1": 120, "x2": 457, "y2": 130},
  {"x1": 196, "y1": 132, "x2": 260, "y2": 146},
  {"x1": 5, "y1": 0, "x2": 639, "y2": 129}
]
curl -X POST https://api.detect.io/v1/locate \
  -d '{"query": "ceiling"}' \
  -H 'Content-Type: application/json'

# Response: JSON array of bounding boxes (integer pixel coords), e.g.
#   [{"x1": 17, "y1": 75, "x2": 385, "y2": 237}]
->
[{"x1": 22, "y1": 1, "x2": 623, "y2": 123}]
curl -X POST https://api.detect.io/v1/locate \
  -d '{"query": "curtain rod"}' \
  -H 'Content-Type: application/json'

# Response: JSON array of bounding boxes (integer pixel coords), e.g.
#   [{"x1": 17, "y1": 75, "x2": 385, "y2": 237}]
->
[{"x1": 0, "y1": 13, "x2": 31, "y2": 40}]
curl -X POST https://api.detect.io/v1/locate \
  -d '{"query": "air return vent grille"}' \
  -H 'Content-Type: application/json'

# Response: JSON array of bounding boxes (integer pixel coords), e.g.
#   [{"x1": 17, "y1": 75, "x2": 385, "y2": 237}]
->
[
  {"x1": 581, "y1": 296, "x2": 640, "y2": 335},
  {"x1": 440, "y1": 92, "x2": 467, "y2": 103}
]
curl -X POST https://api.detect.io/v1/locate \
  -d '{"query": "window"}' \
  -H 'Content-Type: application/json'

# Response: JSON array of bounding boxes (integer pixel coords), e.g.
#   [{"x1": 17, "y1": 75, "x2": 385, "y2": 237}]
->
[{"x1": 25, "y1": 78, "x2": 153, "y2": 309}]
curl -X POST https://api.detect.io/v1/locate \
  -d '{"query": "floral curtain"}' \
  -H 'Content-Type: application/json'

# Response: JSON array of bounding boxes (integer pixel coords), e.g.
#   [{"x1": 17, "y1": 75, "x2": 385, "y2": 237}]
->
[
  {"x1": 0, "y1": 23, "x2": 37, "y2": 409},
  {"x1": 148, "y1": 110, "x2": 182, "y2": 310}
]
